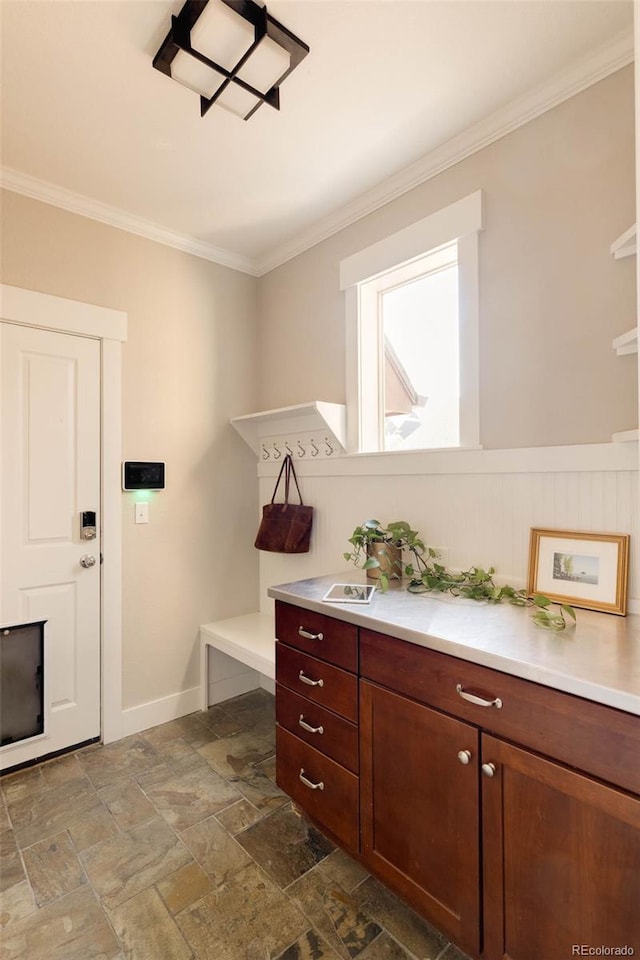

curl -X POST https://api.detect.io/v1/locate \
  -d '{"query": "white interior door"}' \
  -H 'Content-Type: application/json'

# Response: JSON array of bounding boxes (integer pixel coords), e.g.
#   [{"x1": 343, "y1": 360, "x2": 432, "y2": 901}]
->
[{"x1": 0, "y1": 321, "x2": 101, "y2": 768}]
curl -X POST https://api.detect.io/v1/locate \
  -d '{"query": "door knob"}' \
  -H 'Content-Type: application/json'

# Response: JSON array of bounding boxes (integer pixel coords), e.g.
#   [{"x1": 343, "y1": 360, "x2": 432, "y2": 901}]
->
[
  {"x1": 80, "y1": 554, "x2": 96, "y2": 568},
  {"x1": 457, "y1": 749, "x2": 472, "y2": 765},
  {"x1": 481, "y1": 762, "x2": 497, "y2": 778}
]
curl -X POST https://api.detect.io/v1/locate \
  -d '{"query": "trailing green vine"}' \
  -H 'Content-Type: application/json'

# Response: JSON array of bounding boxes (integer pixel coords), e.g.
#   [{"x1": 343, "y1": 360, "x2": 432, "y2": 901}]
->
[{"x1": 344, "y1": 519, "x2": 576, "y2": 630}]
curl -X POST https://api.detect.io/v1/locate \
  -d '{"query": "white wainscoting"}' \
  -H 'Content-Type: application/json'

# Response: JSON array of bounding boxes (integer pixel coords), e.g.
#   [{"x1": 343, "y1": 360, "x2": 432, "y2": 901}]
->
[{"x1": 257, "y1": 444, "x2": 639, "y2": 614}]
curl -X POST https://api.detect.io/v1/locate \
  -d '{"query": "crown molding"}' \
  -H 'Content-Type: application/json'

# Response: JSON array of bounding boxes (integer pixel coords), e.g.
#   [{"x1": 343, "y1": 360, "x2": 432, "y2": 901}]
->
[
  {"x1": 0, "y1": 167, "x2": 259, "y2": 277},
  {"x1": 254, "y1": 28, "x2": 634, "y2": 276},
  {"x1": 1, "y1": 28, "x2": 633, "y2": 280}
]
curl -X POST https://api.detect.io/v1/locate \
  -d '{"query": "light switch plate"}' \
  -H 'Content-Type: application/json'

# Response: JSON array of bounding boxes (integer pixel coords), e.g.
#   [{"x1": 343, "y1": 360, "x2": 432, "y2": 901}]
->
[{"x1": 134, "y1": 502, "x2": 149, "y2": 524}]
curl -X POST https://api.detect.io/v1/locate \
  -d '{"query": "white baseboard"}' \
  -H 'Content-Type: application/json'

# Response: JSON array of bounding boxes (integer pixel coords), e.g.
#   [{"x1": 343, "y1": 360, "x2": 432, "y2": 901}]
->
[
  {"x1": 260, "y1": 677, "x2": 275, "y2": 696},
  {"x1": 121, "y1": 685, "x2": 201, "y2": 737},
  {"x1": 119, "y1": 673, "x2": 275, "y2": 739}
]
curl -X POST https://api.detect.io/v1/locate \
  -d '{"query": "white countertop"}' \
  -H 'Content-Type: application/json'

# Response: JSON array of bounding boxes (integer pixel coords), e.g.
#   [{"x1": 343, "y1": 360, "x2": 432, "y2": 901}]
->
[{"x1": 268, "y1": 573, "x2": 640, "y2": 716}]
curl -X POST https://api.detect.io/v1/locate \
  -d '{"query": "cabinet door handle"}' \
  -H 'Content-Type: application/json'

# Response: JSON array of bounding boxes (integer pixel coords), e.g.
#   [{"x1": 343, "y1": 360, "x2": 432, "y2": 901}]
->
[
  {"x1": 457, "y1": 749, "x2": 472, "y2": 765},
  {"x1": 299, "y1": 769, "x2": 324, "y2": 790},
  {"x1": 299, "y1": 670, "x2": 324, "y2": 687},
  {"x1": 299, "y1": 715, "x2": 324, "y2": 735},
  {"x1": 299, "y1": 627, "x2": 324, "y2": 641},
  {"x1": 481, "y1": 762, "x2": 497, "y2": 778},
  {"x1": 456, "y1": 683, "x2": 503, "y2": 709}
]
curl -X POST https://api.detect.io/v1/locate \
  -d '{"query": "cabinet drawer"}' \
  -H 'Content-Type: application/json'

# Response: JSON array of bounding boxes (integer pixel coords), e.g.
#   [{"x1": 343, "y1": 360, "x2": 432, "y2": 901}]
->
[
  {"x1": 276, "y1": 683, "x2": 359, "y2": 773},
  {"x1": 277, "y1": 643, "x2": 358, "y2": 722},
  {"x1": 360, "y1": 628, "x2": 640, "y2": 796},
  {"x1": 276, "y1": 601, "x2": 358, "y2": 672},
  {"x1": 276, "y1": 725, "x2": 359, "y2": 853}
]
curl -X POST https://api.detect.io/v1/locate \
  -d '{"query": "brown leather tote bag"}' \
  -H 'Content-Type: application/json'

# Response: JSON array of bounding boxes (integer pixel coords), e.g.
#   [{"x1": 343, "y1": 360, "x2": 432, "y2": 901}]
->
[{"x1": 254, "y1": 455, "x2": 313, "y2": 553}]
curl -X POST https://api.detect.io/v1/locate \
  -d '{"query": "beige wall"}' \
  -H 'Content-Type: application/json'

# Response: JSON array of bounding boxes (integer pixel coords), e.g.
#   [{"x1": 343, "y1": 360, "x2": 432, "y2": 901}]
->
[
  {"x1": 258, "y1": 66, "x2": 637, "y2": 449},
  {"x1": 0, "y1": 190, "x2": 259, "y2": 710}
]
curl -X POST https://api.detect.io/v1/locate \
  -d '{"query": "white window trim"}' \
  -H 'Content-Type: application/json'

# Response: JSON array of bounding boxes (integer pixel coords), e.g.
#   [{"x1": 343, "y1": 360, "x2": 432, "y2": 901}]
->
[{"x1": 342, "y1": 190, "x2": 483, "y2": 454}]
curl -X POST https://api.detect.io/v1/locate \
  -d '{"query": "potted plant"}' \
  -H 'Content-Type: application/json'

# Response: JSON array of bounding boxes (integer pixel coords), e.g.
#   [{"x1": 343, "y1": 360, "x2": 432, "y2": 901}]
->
[
  {"x1": 344, "y1": 519, "x2": 575, "y2": 630},
  {"x1": 343, "y1": 519, "x2": 426, "y2": 592}
]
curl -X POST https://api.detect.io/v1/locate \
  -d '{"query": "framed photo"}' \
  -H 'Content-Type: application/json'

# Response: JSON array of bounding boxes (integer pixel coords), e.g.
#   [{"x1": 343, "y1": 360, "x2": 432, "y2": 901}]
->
[{"x1": 527, "y1": 529, "x2": 630, "y2": 616}]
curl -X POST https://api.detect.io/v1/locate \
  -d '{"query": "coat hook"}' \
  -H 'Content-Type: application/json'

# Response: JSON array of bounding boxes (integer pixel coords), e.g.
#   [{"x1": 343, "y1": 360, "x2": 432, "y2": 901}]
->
[
  {"x1": 310, "y1": 439, "x2": 319, "y2": 457},
  {"x1": 273, "y1": 442, "x2": 282, "y2": 460},
  {"x1": 261, "y1": 444, "x2": 270, "y2": 460},
  {"x1": 285, "y1": 441, "x2": 293, "y2": 457},
  {"x1": 325, "y1": 437, "x2": 334, "y2": 455},
  {"x1": 297, "y1": 440, "x2": 306, "y2": 457}
]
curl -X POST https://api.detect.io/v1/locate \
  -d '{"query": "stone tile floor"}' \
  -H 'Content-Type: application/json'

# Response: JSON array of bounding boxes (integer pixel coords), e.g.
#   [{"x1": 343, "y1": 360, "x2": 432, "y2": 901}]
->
[{"x1": 0, "y1": 689, "x2": 471, "y2": 960}]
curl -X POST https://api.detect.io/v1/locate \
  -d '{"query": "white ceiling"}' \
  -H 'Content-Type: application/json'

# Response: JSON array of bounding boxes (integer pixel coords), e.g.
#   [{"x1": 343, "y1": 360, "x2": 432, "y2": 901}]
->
[{"x1": 0, "y1": 0, "x2": 634, "y2": 274}]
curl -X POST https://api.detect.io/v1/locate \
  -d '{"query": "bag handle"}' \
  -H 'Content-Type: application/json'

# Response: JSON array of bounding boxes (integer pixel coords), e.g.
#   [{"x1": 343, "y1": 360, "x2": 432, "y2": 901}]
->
[
  {"x1": 270, "y1": 456, "x2": 289, "y2": 505},
  {"x1": 287, "y1": 455, "x2": 304, "y2": 505},
  {"x1": 269, "y1": 454, "x2": 304, "y2": 506}
]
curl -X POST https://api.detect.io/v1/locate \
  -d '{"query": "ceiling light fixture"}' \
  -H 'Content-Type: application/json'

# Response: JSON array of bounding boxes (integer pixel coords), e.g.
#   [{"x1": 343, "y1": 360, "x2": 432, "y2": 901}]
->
[{"x1": 153, "y1": 0, "x2": 309, "y2": 121}]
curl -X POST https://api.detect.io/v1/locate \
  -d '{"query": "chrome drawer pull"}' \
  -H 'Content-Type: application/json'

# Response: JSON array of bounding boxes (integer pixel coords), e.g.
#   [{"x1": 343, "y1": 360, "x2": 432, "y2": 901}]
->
[
  {"x1": 456, "y1": 684, "x2": 503, "y2": 709},
  {"x1": 299, "y1": 627, "x2": 324, "y2": 641},
  {"x1": 299, "y1": 769, "x2": 324, "y2": 790},
  {"x1": 299, "y1": 715, "x2": 324, "y2": 735},
  {"x1": 299, "y1": 670, "x2": 324, "y2": 687}
]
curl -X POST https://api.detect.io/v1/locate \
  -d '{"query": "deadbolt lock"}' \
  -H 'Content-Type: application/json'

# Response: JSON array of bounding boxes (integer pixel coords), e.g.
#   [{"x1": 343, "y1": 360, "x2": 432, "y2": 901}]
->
[{"x1": 81, "y1": 511, "x2": 96, "y2": 541}]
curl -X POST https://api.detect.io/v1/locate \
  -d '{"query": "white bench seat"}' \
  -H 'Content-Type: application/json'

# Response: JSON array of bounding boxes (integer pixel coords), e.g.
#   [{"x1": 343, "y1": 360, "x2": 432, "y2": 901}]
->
[{"x1": 199, "y1": 612, "x2": 275, "y2": 710}]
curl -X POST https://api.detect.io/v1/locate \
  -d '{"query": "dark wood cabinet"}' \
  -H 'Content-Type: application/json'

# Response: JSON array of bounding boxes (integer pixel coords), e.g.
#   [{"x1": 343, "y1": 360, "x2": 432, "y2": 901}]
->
[
  {"x1": 275, "y1": 602, "x2": 360, "y2": 855},
  {"x1": 276, "y1": 642, "x2": 358, "y2": 722},
  {"x1": 275, "y1": 724, "x2": 359, "y2": 851},
  {"x1": 274, "y1": 600, "x2": 640, "y2": 959},
  {"x1": 275, "y1": 601, "x2": 358, "y2": 671},
  {"x1": 360, "y1": 679, "x2": 481, "y2": 956},
  {"x1": 481, "y1": 735, "x2": 640, "y2": 960},
  {"x1": 276, "y1": 684, "x2": 358, "y2": 772}
]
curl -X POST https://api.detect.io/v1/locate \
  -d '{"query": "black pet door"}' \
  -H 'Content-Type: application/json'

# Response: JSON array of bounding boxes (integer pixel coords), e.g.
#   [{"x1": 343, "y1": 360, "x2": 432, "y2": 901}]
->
[{"x1": 0, "y1": 621, "x2": 45, "y2": 747}]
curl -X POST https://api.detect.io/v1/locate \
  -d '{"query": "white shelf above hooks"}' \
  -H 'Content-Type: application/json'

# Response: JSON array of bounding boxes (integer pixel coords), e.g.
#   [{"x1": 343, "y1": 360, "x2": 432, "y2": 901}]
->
[
  {"x1": 612, "y1": 327, "x2": 638, "y2": 356},
  {"x1": 610, "y1": 224, "x2": 636, "y2": 259},
  {"x1": 612, "y1": 428, "x2": 639, "y2": 443},
  {"x1": 610, "y1": 224, "x2": 636, "y2": 260},
  {"x1": 231, "y1": 401, "x2": 347, "y2": 460},
  {"x1": 609, "y1": 224, "x2": 638, "y2": 442}
]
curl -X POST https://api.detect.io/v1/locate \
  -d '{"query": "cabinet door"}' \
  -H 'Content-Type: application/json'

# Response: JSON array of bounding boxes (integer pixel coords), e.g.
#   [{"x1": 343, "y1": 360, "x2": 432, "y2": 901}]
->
[
  {"x1": 482, "y1": 735, "x2": 640, "y2": 960},
  {"x1": 360, "y1": 680, "x2": 481, "y2": 956}
]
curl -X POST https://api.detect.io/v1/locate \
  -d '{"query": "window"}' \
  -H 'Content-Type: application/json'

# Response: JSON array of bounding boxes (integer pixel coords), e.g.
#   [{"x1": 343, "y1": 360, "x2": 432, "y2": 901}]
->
[
  {"x1": 341, "y1": 191, "x2": 482, "y2": 454},
  {"x1": 363, "y1": 242, "x2": 459, "y2": 451}
]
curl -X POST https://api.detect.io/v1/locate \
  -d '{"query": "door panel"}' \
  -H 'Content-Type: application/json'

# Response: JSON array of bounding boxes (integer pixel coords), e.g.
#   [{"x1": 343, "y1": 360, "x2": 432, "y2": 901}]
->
[
  {"x1": 0, "y1": 322, "x2": 101, "y2": 767},
  {"x1": 27, "y1": 352, "x2": 77, "y2": 539},
  {"x1": 360, "y1": 679, "x2": 481, "y2": 956},
  {"x1": 482, "y1": 735, "x2": 640, "y2": 960}
]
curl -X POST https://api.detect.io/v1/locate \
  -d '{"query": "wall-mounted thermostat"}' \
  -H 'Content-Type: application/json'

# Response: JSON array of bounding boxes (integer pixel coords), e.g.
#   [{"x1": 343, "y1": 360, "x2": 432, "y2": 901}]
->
[{"x1": 122, "y1": 461, "x2": 165, "y2": 491}]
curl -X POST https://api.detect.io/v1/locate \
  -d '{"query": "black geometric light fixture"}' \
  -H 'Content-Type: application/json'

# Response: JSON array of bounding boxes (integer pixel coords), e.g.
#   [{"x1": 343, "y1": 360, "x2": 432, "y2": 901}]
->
[{"x1": 153, "y1": 0, "x2": 309, "y2": 121}]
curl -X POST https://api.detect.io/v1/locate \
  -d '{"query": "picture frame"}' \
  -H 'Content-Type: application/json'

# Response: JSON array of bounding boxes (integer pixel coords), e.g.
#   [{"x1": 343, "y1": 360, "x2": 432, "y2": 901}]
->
[{"x1": 527, "y1": 528, "x2": 630, "y2": 616}]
